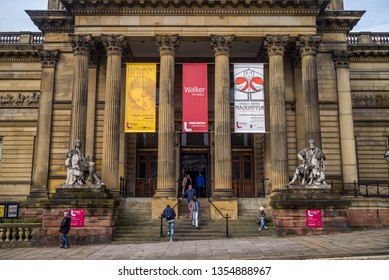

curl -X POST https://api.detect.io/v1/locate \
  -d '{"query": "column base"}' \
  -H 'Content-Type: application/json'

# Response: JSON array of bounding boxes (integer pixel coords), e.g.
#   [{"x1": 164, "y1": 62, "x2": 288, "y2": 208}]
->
[
  {"x1": 153, "y1": 188, "x2": 176, "y2": 198},
  {"x1": 27, "y1": 190, "x2": 49, "y2": 199},
  {"x1": 151, "y1": 196, "x2": 179, "y2": 219},
  {"x1": 211, "y1": 189, "x2": 234, "y2": 199}
]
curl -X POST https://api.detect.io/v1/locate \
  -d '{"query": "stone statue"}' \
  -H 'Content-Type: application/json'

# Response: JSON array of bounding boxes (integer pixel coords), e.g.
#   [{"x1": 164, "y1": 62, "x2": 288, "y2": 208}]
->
[
  {"x1": 65, "y1": 139, "x2": 101, "y2": 186},
  {"x1": 289, "y1": 139, "x2": 326, "y2": 186}
]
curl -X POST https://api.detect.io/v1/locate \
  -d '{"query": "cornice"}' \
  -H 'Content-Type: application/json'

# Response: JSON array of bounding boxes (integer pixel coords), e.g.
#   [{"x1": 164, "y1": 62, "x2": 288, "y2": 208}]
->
[
  {"x1": 354, "y1": 121, "x2": 389, "y2": 127},
  {"x1": 61, "y1": 0, "x2": 328, "y2": 15},
  {"x1": 26, "y1": 10, "x2": 74, "y2": 33},
  {"x1": 317, "y1": 11, "x2": 364, "y2": 33},
  {"x1": 349, "y1": 45, "x2": 389, "y2": 57}
]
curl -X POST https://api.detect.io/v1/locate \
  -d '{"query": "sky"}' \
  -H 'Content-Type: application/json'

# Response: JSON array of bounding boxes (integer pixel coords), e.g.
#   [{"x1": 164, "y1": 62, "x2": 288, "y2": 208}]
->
[{"x1": 0, "y1": 0, "x2": 388, "y2": 33}]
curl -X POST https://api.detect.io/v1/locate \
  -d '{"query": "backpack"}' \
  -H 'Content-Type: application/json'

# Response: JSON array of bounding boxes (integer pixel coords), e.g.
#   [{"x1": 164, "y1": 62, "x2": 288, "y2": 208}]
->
[{"x1": 165, "y1": 208, "x2": 174, "y2": 220}]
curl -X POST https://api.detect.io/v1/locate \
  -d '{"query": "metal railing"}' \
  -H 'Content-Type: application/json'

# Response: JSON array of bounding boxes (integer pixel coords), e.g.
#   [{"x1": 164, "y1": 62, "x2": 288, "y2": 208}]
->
[
  {"x1": 331, "y1": 180, "x2": 389, "y2": 198},
  {"x1": 207, "y1": 179, "x2": 229, "y2": 238},
  {"x1": 120, "y1": 177, "x2": 157, "y2": 197}
]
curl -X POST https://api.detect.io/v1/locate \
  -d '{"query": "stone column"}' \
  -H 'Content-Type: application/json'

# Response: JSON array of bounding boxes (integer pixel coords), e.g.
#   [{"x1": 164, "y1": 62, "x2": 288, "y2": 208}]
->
[
  {"x1": 85, "y1": 57, "x2": 98, "y2": 156},
  {"x1": 332, "y1": 51, "x2": 358, "y2": 183},
  {"x1": 154, "y1": 34, "x2": 180, "y2": 197},
  {"x1": 210, "y1": 34, "x2": 234, "y2": 199},
  {"x1": 30, "y1": 50, "x2": 59, "y2": 198},
  {"x1": 297, "y1": 35, "x2": 322, "y2": 147},
  {"x1": 69, "y1": 34, "x2": 94, "y2": 152},
  {"x1": 101, "y1": 35, "x2": 127, "y2": 194},
  {"x1": 264, "y1": 35, "x2": 290, "y2": 190},
  {"x1": 151, "y1": 35, "x2": 180, "y2": 218}
]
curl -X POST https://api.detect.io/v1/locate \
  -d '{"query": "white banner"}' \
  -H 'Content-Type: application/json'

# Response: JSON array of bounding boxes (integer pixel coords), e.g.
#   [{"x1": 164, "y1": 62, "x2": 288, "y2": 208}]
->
[{"x1": 233, "y1": 63, "x2": 265, "y2": 133}]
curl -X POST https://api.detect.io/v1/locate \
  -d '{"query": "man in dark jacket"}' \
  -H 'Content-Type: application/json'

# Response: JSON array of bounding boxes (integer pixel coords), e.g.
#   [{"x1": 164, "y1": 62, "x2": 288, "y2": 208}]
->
[
  {"x1": 162, "y1": 205, "x2": 176, "y2": 242},
  {"x1": 59, "y1": 210, "x2": 71, "y2": 248}
]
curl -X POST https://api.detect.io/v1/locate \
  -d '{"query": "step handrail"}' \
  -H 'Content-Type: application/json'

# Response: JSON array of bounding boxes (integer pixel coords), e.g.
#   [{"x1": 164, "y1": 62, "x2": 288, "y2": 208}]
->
[
  {"x1": 159, "y1": 199, "x2": 181, "y2": 237},
  {"x1": 207, "y1": 180, "x2": 229, "y2": 237}
]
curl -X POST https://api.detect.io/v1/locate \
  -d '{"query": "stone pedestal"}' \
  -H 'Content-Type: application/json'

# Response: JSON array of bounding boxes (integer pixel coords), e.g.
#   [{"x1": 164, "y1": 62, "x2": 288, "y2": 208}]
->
[
  {"x1": 151, "y1": 197, "x2": 178, "y2": 219},
  {"x1": 270, "y1": 186, "x2": 351, "y2": 236},
  {"x1": 28, "y1": 186, "x2": 119, "y2": 245},
  {"x1": 210, "y1": 199, "x2": 238, "y2": 220}
]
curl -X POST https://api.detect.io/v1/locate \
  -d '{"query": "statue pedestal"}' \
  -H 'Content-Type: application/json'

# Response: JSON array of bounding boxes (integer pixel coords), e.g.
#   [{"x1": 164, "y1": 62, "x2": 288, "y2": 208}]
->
[
  {"x1": 270, "y1": 185, "x2": 351, "y2": 236},
  {"x1": 36, "y1": 185, "x2": 119, "y2": 245}
]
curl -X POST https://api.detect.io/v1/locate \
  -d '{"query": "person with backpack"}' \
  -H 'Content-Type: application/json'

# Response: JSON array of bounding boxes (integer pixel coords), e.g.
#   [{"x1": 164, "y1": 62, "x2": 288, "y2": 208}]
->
[{"x1": 162, "y1": 205, "x2": 176, "y2": 242}]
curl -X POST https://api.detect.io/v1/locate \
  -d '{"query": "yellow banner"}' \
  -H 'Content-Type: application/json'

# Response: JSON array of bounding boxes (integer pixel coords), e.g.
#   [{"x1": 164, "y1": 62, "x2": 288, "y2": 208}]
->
[{"x1": 125, "y1": 63, "x2": 157, "y2": 132}]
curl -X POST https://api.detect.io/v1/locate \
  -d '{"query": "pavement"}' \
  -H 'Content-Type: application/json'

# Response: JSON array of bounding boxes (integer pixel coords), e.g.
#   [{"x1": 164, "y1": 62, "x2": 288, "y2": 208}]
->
[{"x1": 0, "y1": 228, "x2": 388, "y2": 260}]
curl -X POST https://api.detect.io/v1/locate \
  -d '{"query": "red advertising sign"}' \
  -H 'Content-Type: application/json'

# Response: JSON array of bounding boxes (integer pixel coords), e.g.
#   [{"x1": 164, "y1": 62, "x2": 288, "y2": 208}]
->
[
  {"x1": 70, "y1": 208, "x2": 85, "y2": 227},
  {"x1": 182, "y1": 63, "x2": 208, "y2": 132},
  {"x1": 306, "y1": 209, "x2": 322, "y2": 228}
]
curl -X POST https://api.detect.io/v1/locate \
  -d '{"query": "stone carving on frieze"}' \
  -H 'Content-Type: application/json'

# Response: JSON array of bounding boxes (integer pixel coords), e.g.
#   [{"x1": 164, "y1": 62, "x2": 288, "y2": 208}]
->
[{"x1": 0, "y1": 92, "x2": 40, "y2": 107}]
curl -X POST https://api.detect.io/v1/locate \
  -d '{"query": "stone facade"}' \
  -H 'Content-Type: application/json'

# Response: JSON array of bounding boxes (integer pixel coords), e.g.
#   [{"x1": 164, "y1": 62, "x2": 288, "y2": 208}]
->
[{"x1": 0, "y1": 0, "x2": 389, "y2": 237}]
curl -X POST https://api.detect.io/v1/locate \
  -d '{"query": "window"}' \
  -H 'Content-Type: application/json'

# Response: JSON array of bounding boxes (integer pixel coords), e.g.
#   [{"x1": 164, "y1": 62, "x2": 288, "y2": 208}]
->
[
  {"x1": 137, "y1": 133, "x2": 158, "y2": 148},
  {"x1": 181, "y1": 133, "x2": 209, "y2": 147},
  {"x1": 231, "y1": 133, "x2": 252, "y2": 147}
]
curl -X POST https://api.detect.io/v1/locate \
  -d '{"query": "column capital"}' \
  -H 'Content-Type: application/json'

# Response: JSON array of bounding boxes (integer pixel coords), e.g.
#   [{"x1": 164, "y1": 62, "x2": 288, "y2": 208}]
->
[
  {"x1": 332, "y1": 50, "x2": 353, "y2": 69},
  {"x1": 101, "y1": 34, "x2": 127, "y2": 54},
  {"x1": 69, "y1": 34, "x2": 95, "y2": 56},
  {"x1": 296, "y1": 35, "x2": 322, "y2": 57},
  {"x1": 38, "y1": 50, "x2": 59, "y2": 68},
  {"x1": 155, "y1": 34, "x2": 180, "y2": 56},
  {"x1": 210, "y1": 34, "x2": 235, "y2": 56},
  {"x1": 264, "y1": 35, "x2": 289, "y2": 57}
]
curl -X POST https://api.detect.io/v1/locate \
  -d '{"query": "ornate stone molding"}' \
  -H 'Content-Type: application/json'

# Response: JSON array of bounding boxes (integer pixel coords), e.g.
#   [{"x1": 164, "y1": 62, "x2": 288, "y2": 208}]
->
[
  {"x1": 332, "y1": 50, "x2": 352, "y2": 68},
  {"x1": 26, "y1": 10, "x2": 74, "y2": 33},
  {"x1": 209, "y1": 34, "x2": 234, "y2": 56},
  {"x1": 38, "y1": 50, "x2": 60, "y2": 68},
  {"x1": 53, "y1": 103, "x2": 72, "y2": 110},
  {"x1": 354, "y1": 121, "x2": 389, "y2": 127},
  {"x1": 101, "y1": 34, "x2": 128, "y2": 54},
  {"x1": 296, "y1": 35, "x2": 322, "y2": 57},
  {"x1": 69, "y1": 34, "x2": 95, "y2": 56},
  {"x1": 319, "y1": 103, "x2": 339, "y2": 110},
  {"x1": 264, "y1": 35, "x2": 289, "y2": 57},
  {"x1": 61, "y1": 0, "x2": 325, "y2": 13},
  {"x1": 0, "y1": 92, "x2": 40, "y2": 107},
  {"x1": 0, "y1": 121, "x2": 37, "y2": 127},
  {"x1": 317, "y1": 11, "x2": 363, "y2": 33},
  {"x1": 155, "y1": 34, "x2": 180, "y2": 56},
  {"x1": 352, "y1": 93, "x2": 389, "y2": 107}
]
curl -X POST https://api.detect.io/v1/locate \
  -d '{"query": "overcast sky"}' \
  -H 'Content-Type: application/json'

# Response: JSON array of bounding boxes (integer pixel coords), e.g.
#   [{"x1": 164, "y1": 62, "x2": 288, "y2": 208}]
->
[{"x1": 0, "y1": 0, "x2": 388, "y2": 32}]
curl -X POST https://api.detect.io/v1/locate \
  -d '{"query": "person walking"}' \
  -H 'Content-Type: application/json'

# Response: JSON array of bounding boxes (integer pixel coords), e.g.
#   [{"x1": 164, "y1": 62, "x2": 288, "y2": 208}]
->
[
  {"x1": 162, "y1": 205, "x2": 176, "y2": 242},
  {"x1": 59, "y1": 210, "x2": 71, "y2": 248},
  {"x1": 189, "y1": 196, "x2": 200, "y2": 228},
  {"x1": 256, "y1": 206, "x2": 268, "y2": 231},
  {"x1": 179, "y1": 184, "x2": 197, "y2": 216},
  {"x1": 195, "y1": 171, "x2": 205, "y2": 198}
]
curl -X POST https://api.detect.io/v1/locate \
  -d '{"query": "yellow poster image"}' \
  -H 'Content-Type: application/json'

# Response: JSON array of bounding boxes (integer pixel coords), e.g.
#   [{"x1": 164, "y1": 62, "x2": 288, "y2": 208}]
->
[
  {"x1": 125, "y1": 63, "x2": 157, "y2": 132},
  {"x1": 0, "y1": 204, "x2": 5, "y2": 218}
]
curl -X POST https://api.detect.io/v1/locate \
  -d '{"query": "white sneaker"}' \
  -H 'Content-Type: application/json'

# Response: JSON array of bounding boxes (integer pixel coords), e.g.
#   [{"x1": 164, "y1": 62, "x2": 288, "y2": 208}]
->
[
  {"x1": 264, "y1": 226, "x2": 268, "y2": 230},
  {"x1": 167, "y1": 232, "x2": 170, "y2": 235},
  {"x1": 258, "y1": 228, "x2": 262, "y2": 231},
  {"x1": 170, "y1": 239, "x2": 173, "y2": 242}
]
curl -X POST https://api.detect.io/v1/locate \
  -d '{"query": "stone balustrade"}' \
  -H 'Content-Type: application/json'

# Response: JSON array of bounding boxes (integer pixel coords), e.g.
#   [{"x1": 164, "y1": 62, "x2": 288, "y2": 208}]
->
[
  {"x1": 0, "y1": 223, "x2": 41, "y2": 243},
  {"x1": 0, "y1": 32, "x2": 44, "y2": 45},
  {"x1": 348, "y1": 32, "x2": 389, "y2": 45}
]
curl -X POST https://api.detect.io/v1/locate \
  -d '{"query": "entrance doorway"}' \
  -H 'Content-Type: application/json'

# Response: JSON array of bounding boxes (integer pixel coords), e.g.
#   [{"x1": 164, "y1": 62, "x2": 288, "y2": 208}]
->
[
  {"x1": 232, "y1": 152, "x2": 254, "y2": 197},
  {"x1": 181, "y1": 152, "x2": 209, "y2": 197}
]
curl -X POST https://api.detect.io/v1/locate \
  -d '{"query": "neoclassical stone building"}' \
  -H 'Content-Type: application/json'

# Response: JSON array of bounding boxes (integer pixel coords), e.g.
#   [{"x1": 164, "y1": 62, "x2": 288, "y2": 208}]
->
[{"x1": 0, "y1": 0, "x2": 388, "y2": 229}]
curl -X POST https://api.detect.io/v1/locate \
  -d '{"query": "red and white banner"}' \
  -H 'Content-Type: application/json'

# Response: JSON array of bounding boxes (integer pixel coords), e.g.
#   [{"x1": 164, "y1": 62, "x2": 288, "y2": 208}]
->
[
  {"x1": 234, "y1": 63, "x2": 265, "y2": 133},
  {"x1": 182, "y1": 63, "x2": 208, "y2": 132}
]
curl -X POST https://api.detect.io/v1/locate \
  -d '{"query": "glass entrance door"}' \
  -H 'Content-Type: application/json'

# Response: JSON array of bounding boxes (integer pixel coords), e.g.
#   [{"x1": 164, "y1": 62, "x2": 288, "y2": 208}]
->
[
  {"x1": 136, "y1": 153, "x2": 157, "y2": 197},
  {"x1": 181, "y1": 153, "x2": 208, "y2": 197}
]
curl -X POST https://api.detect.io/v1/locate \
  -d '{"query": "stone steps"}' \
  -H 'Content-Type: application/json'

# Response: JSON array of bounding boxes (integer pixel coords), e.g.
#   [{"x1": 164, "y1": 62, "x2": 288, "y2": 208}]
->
[{"x1": 112, "y1": 198, "x2": 274, "y2": 244}]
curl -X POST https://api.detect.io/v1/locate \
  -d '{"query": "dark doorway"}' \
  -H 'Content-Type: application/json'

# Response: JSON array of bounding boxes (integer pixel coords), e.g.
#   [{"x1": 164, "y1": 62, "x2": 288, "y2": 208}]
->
[
  {"x1": 181, "y1": 152, "x2": 208, "y2": 198},
  {"x1": 232, "y1": 152, "x2": 254, "y2": 197}
]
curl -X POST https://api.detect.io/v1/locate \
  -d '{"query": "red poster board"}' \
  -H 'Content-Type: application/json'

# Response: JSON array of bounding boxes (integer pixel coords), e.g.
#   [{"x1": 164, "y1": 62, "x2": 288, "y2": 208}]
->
[
  {"x1": 70, "y1": 208, "x2": 85, "y2": 227},
  {"x1": 306, "y1": 209, "x2": 322, "y2": 228},
  {"x1": 182, "y1": 63, "x2": 208, "y2": 133}
]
